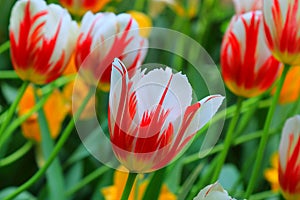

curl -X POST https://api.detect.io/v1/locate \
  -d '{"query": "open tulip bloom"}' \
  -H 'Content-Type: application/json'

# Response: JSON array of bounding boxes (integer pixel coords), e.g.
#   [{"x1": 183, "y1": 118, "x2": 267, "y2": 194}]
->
[
  {"x1": 264, "y1": 0, "x2": 300, "y2": 66},
  {"x1": 108, "y1": 58, "x2": 224, "y2": 173},
  {"x1": 75, "y1": 12, "x2": 148, "y2": 91},
  {"x1": 221, "y1": 11, "x2": 281, "y2": 98},
  {"x1": 279, "y1": 115, "x2": 300, "y2": 200},
  {"x1": 9, "y1": 0, "x2": 78, "y2": 85}
]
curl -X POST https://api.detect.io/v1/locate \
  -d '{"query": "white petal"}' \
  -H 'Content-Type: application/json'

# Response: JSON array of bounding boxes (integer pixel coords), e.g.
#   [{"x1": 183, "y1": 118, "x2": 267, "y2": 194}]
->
[
  {"x1": 279, "y1": 115, "x2": 300, "y2": 170},
  {"x1": 134, "y1": 67, "x2": 193, "y2": 123},
  {"x1": 110, "y1": 58, "x2": 130, "y2": 118},
  {"x1": 187, "y1": 95, "x2": 224, "y2": 135},
  {"x1": 193, "y1": 182, "x2": 236, "y2": 200},
  {"x1": 46, "y1": 4, "x2": 77, "y2": 71},
  {"x1": 10, "y1": 0, "x2": 47, "y2": 42}
]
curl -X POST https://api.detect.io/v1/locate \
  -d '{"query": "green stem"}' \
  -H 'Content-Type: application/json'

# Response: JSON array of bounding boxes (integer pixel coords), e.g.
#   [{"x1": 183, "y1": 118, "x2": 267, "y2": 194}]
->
[
  {"x1": 0, "y1": 71, "x2": 19, "y2": 79},
  {"x1": 0, "y1": 141, "x2": 33, "y2": 167},
  {"x1": 142, "y1": 167, "x2": 166, "y2": 200},
  {"x1": 0, "y1": 90, "x2": 52, "y2": 152},
  {"x1": 0, "y1": 81, "x2": 29, "y2": 139},
  {"x1": 3, "y1": 89, "x2": 94, "y2": 200},
  {"x1": 34, "y1": 85, "x2": 65, "y2": 200},
  {"x1": 121, "y1": 173, "x2": 138, "y2": 200},
  {"x1": 212, "y1": 97, "x2": 244, "y2": 182},
  {"x1": 245, "y1": 64, "x2": 290, "y2": 198},
  {"x1": 0, "y1": 41, "x2": 10, "y2": 54}
]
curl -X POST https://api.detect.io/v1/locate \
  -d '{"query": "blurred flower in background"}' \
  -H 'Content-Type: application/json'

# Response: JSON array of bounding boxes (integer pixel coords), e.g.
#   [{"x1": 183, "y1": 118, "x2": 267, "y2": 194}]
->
[
  {"x1": 274, "y1": 66, "x2": 300, "y2": 104},
  {"x1": 278, "y1": 115, "x2": 300, "y2": 200},
  {"x1": 221, "y1": 11, "x2": 281, "y2": 98},
  {"x1": 62, "y1": 54, "x2": 96, "y2": 120},
  {"x1": 264, "y1": 0, "x2": 300, "y2": 66},
  {"x1": 59, "y1": 0, "x2": 111, "y2": 17},
  {"x1": 75, "y1": 12, "x2": 148, "y2": 91},
  {"x1": 264, "y1": 153, "x2": 280, "y2": 192},
  {"x1": 127, "y1": 10, "x2": 152, "y2": 38},
  {"x1": 193, "y1": 182, "x2": 236, "y2": 200},
  {"x1": 232, "y1": 0, "x2": 262, "y2": 14},
  {"x1": 109, "y1": 58, "x2": 224, "y2": 172},
  {"x1": 18, "y1": 84, "x2": 69, "y2": 142},
  {"x1": 149, "y1": 0, "x2": 199, "y2": 19},
  {"x1": 101, "y1": 166, "x2": 176, "y2": 200},
  {"x1": 9, "y1": 0, "x2": 78, "y2": 85}
]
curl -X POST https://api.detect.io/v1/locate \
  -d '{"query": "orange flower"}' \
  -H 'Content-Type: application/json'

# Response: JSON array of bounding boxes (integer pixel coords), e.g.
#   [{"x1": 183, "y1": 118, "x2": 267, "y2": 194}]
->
[
  {"x1": 59, "y1": 0, "x2": 111, "y2": 17},
  {"x1": 101, "y1": 166, "x2": 176, "y2": 200},
  {"x1": 264, "y1": 153, "x2": 280, "y2": 192},
  {"x1": 19, "y1": 84, "x2": 69, "y2": 142},
  {"x1": 276, "y1": 66, "x2": 300, "y2": 104}
]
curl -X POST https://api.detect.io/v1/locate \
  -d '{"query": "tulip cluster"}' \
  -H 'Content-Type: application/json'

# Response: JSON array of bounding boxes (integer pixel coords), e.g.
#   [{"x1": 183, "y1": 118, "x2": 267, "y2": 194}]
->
[{"x1": 2, "y1": 0, "x2": 300, "y2": 199}]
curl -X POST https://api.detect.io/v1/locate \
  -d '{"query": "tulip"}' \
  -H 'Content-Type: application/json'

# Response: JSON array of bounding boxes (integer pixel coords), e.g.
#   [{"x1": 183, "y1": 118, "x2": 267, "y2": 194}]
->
[
  {"x1": 193, "y1": 182, "x2": 236, "y2": 200},
  {"x1": 221, "y1": 11, "x2": 281, "y2": 98},
  {"x1": 279, "y1": 115, "x2": 300, "y2": 200},
  {"x1": 108, "y1": 58, "x2": 224, "y2": 173},
  {"x1": 9, "y1": 0, "x2": 78, "y2": 85},
  {"x1": 59, "y1": 0, "x2": 110, "y2": 16},
  {"x1": 75, "y1": 12, "x2": 148, "y2": 91},
  {"x1": 233, "y1": 0, "x2": 262, "y2": 14},
  {"x1": 264, "y1": 0, "x2": 300, "y2": 66}
]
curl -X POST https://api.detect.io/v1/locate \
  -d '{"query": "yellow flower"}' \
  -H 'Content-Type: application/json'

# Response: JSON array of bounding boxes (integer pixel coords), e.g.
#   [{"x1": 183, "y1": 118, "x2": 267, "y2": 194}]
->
[
  {"x1": 101, "y1": 166, "x2": 176, "y2": 200},
  {"x1": 276, "y1": 66, "x2": 300, "y2": 104},
  {"x1": 149, "y1": 0, "x2": 199, "y2": 19},
  {"x1": 264, "y1": 153, "x2": 280, "y2": 192},
  {"x1": 128, "y1": 11, "x2": 152, "y2": 38},
  {"x1": 19, "y1": 84, "x2": 69, "y2": 142}
]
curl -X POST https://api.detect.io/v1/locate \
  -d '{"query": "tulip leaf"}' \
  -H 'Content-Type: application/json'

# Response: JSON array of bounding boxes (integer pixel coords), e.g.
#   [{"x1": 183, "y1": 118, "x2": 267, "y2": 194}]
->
[
  {"x1": 0, "y1": 187, "x2": 36, "y2": 200},
  {"x1": 34, "y1": 89, "x2": 66, "y2": 200},
  {"x1": 142, "y1": 167, "x2": 167, "y2": 200}
]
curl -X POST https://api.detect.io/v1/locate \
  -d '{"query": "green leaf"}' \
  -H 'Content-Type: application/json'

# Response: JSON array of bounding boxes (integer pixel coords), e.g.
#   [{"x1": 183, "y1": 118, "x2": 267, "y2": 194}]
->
[
  {"x1": 142, "y1": 167, "x2": 167, "y2": 200},
  {"x1": 65, "y1": 161, "x2": 84, "y2": 192},
  {"x1": 0, "y1": 188, "x2": 36, "y2": 200},
  {"x1": 34, "y1": 88, "x2": 66, "y2": 200}
]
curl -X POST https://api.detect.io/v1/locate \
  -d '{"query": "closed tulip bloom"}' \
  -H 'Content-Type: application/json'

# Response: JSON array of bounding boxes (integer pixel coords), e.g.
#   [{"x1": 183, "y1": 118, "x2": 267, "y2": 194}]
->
[
  {"x1": 9, "y1": 0, "x2": 78, "y2": 85},
  {"x1": 264, "y1": 0, "x2": 300, "y2": 66},
  {"x1": 233, "y1": 0, "x2": 262, "y2": 14},
  {"x1": 75, "y1": 12, "x2": 148, "y2": 91},
  {"x1": 109, "y1": 58, "x2": 224, "y2": 173},
  {"x1": 193, "y1": 182, "x2": 236, "y2": 200},
  {"x1": 279, "y1": 115, "x2": 300, "y2": 200},
  {"x1": 59, "y1": 0, "x2": 110, "y2": 16},
  {"x1": 221, "y1": 11, "x2": 281, "y2": 98}
]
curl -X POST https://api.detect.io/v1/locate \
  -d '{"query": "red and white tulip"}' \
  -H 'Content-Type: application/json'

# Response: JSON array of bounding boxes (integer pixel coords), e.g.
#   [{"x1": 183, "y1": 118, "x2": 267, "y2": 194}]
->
[
  {"x1": 221, "y1": 11, "x2": 281, "y2": 98},
  {"x1": 9, "y1": 0, "x2": 78, "y2": 85},
  {"x1": 264, "y1": 0, "x2": 300, "y2": 66},
  {"x1": 108, "y1": 58, "x2": 224, "y2": 173},
  {"x1": 193, "y1": 182, "x2": 236, "y2": 200},
  {"x1": 59, "y1": 0, "x2": 110, "y2": 16},
  {"x1": 279, "y1": 115, "x2": 300, "y2": 200},
  {"x1": 75, "y1": 12, "x2": 148, "y2": 91},
  {"x1": 233, "y1": 0, "x2": 262, "y2": 14}
]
